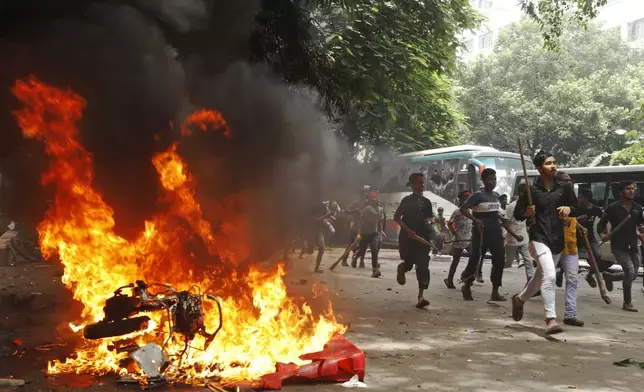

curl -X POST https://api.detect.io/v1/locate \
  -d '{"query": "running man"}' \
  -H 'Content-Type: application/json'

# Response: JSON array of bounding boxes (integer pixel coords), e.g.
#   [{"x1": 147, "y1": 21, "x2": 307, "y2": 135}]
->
[
  {"x1": 353, "y1": 192, "x2": 386, "y2": 277},
  {"x1": 597, "y1": 180, "x2": 644, "y2": 312},
  {"x1": 394, "y1": 172, "x2": 433, "y2": 309},
  {"x1": 556, "y1": 172, "x2": 584, "y2": 327},
  {"x1": 576, "y1": 189, "x2": 622, "y2": 291},
  {"x1": 511, "y1": 151, "x2": 580, "y2": 334},
  {"x1": 444, "y1": 190, "x2": 473, "y2": 289},
  {"x1": 459, "y1": 169, "x2": 523, "y2": 302},
  {"x1": 504, "y1": 188, "x2": 535, "y2": 282}
]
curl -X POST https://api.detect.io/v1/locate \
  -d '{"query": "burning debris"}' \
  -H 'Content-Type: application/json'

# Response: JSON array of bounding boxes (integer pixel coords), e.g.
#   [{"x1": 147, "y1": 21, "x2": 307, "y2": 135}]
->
[
  {"x1": 10, "y1": 76, "x2": 349, "y2": 387},
  {"x1": 84, "y1": 280, "x2": 222, "y2": 350}
]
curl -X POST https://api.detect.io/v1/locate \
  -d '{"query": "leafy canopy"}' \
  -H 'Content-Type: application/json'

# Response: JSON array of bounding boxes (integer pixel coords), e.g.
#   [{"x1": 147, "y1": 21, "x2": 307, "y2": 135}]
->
[{"x1": 457, "y1": 20, "x2": 644, "y2": 166}]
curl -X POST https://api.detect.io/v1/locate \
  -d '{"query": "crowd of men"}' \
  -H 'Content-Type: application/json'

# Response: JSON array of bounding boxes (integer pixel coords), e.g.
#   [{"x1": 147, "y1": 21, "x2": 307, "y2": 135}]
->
[{"x1": 295, "y1": 150, "x2": 644, "y2": 334}]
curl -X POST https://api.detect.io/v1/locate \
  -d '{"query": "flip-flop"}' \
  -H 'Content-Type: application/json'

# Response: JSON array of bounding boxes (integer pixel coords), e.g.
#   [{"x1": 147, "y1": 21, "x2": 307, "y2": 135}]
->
[
  {"x1": 545, "y1": 323, "x2": 564, "y2": 335},
  {"x1": 415, "y1": 299, "x2": 430, "y2": 309},
  {"x1": 511, "y1": 294, "x2": 523, "y2": 321},
  {"x1": 397, "y1": 262, "x2": 406, "y2": 286}
]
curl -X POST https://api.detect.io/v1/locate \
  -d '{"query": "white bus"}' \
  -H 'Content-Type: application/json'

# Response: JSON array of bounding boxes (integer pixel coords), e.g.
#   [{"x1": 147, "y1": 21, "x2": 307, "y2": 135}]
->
[
  {"x1": 512, "y1": 165, "x2": 644, "y2": 262},
  {"x1": 378, "y1": 145, "x2": 533, "y2": 244}
]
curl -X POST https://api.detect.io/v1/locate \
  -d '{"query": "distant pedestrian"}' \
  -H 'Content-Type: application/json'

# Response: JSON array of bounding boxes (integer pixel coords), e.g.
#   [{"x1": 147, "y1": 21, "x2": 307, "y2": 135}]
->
[
  {"x1": 444, "y1": 190, "x2": 473, "y2": 289},
  {"x1": 504, "y1": 188, "x2": 535, "y2": 282},
  {"x1": 353, "y1": 192, "x2": 386, "y2": 277}
]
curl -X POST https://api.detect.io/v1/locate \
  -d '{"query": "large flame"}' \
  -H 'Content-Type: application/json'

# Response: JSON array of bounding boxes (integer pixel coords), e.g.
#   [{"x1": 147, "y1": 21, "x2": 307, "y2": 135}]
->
[{"x1": 11, "y1": 77, "x2": 344, "y2": 382}]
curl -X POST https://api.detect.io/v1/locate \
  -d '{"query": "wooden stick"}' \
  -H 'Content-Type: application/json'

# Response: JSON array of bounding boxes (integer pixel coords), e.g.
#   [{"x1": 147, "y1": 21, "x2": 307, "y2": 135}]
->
[
  {"x1": 599, "y1": 214, "x2": 632, "y2": 247},
  {"x1": 410, "y1": 234, "x2": 439, "y2": 252},
  {"x1": 329, "y1": 237, "x2": 361, "y2": 271},
  {"x1": 578, "y1": 225, "x2": 611, "y2": 305},
  {"x1": 517, "y1": 138, "x2": 533, "y2": 206}
]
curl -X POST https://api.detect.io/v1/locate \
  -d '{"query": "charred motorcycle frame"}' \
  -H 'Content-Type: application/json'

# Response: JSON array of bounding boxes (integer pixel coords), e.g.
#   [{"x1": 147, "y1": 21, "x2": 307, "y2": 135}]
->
[{"x1": 84, "y1": 280, "x2": 223, "y2": 356}]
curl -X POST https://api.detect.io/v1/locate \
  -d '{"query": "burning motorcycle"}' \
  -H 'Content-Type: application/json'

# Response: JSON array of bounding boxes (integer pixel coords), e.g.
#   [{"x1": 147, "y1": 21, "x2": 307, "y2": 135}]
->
[{"x1": 84, "y1": 280, "x2": 223, "y2": 355}]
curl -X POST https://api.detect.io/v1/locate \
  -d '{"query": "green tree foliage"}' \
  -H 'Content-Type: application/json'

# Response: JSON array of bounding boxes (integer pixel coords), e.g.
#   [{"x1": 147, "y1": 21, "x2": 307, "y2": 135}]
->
[
  {"x1": 457, "y1": 20, "x2": 644, "y2": 166},
  {"x1": 252, "y1": 0, "x2": 481, "y2": 155},
  {"x1": 519, "y1": 0, "x2": 608, "y2": 49},
  {"x1": 611, "y1": 125, "x2": 644, "y2": 165}
]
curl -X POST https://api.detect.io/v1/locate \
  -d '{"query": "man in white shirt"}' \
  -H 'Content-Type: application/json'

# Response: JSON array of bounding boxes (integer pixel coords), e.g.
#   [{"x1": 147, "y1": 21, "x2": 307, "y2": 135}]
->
[{"x1": 504, "y1": 190, "x2": 534, "y2": 282}]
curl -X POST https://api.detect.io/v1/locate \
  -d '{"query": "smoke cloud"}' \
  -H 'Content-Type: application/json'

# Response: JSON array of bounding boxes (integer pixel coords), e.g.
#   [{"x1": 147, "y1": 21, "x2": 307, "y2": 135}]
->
[{"x1": 0, "y1": 0, "x2": 355, "y2": 259}]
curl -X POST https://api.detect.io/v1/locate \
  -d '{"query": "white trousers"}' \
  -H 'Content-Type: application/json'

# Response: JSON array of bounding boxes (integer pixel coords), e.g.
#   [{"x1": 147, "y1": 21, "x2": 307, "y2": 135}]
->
[{"x1": 518, "y1": 241, "x2": 560, "y2": 319}]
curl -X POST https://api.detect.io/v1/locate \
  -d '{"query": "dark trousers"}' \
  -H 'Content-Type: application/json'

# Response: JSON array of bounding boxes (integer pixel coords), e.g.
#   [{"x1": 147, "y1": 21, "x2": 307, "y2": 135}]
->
[
  {"x1": 447, "y1": 245, "x2": 472, "y2": 281},
  {"x1": 402, "y1": 245, "x2": 430, "y2": 290},
  {"x1": 587, "y1": 238, "x2": 614, "y2": 272},
  {"x1": 461, "y1": 229, "x2": 505, "y2": 286},
  {"x1": 613, "y1": 248, "x2": 641, "y2": 304},
  {"x1": 354, "y1": 232, "x2": 380, "y2": 271}
]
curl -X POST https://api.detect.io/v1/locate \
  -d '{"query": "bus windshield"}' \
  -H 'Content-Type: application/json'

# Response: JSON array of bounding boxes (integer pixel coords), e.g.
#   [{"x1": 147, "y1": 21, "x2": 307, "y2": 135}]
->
[{"x1": 474, "y1": 156, "x2": 524, "y2": 199}]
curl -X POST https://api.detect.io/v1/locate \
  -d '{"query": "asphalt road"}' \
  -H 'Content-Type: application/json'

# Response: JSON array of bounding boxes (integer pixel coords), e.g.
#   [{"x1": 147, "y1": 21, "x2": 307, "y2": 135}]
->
[{"x1": 3, "y1": 248, "x2": 644, "y2": 391}]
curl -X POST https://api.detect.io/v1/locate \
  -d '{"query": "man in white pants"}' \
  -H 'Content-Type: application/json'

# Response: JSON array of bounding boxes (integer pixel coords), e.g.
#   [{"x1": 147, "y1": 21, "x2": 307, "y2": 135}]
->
[
  {"x1": 511, "y1": 151, "x2": 581, "y2": 335},
  {"x1": 504, "y1": 188, "x2": 535, "y2": 282}
]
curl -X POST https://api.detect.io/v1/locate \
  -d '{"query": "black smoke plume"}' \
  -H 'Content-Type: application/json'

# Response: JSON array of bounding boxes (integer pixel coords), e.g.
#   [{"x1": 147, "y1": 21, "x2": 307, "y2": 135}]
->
[{"x1": 0, "y1": 0, "x2": 356, "y2": 259}]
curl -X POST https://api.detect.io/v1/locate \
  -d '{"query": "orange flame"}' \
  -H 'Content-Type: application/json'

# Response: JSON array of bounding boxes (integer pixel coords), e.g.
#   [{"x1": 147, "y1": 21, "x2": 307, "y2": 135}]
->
[
  {"x1": 181, "y1": 109, "x2": 231, "y2": 137},
  {"x1": 12, "y1": 77, "x2": 344, "y2": 382}
]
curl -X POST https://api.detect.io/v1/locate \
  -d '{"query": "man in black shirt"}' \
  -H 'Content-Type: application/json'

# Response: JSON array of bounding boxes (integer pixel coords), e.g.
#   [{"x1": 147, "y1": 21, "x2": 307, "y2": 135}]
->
[
  {"x1": 458, "y1": 168, "x2": 514, "y2": 302},
  {"x1": 577, "y1": 189, "x2": 623, "y2": 291},
  {"x1": 597, "y1": 180, "x2": 644, "y2": 312},
  {"x1": 511, "y1": 151, "x2": 580, "y2": 334},
  {"x1": 394, "y1": 172, "x2": 433, "y2": 309}
]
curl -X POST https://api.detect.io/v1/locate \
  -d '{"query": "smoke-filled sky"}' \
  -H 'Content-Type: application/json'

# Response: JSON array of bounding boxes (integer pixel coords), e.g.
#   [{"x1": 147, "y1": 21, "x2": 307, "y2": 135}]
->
[{"x1": 0, "y1": 0, "x2": 358, "y2": 258}]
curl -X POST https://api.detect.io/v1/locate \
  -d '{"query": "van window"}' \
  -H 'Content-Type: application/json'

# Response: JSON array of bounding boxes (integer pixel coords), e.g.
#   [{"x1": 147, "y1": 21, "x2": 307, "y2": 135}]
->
[{"x1": 576, "y1": 182, "x2": 607, "y2": 206}]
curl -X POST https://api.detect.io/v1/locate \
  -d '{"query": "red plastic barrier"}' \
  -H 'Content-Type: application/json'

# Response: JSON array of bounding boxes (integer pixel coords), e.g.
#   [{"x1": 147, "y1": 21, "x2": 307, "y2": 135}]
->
[{"x1": 259, "y1": 334, "x2": 365, "y2": 390}]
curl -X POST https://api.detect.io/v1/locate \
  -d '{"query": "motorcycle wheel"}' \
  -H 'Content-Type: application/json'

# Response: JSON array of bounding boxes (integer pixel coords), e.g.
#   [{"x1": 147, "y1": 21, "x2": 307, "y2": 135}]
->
[{"x1": 84, "y1": 316, "x2": 151, "y2": 340}]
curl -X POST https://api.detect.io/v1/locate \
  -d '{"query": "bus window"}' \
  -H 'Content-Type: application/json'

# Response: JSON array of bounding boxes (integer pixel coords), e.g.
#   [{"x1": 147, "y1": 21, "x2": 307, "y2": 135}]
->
[
  {"x1": 426, "y1": 159, "x2": 459, "y2": 204},
  {"x1": 475, "y1": 156, "x2": 524, "y2": 199}
]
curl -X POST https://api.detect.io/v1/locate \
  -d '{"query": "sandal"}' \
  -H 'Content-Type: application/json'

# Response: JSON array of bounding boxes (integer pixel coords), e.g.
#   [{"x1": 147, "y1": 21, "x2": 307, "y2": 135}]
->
[
  {"x1": 545, "y1": 319, "x2": 563, "y2": 335},
  {"x1": 396, "y1": 262, "x2": 406, "y2": 286},
  {"x1": 415, "y1": 299, "x2": 430, "y2": 309},
  {"x1": 511, "y1": 294, "x2": 524, "y2": 321}
]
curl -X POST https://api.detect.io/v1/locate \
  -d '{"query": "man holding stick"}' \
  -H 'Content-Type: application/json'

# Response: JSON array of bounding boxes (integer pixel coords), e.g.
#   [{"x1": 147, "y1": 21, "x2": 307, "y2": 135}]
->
[
  {"x1": 597, "y1": 180, "x2": 644, "y2": 312},
  {"x1": 576, "y1": 189, "x2": 622, "y2": 291},
  {"x1": 394, "y1": 172, "x2": 434, "y2": 308},
  {"x1": 511, "y1": 150, "x2": 580, "y2": 334}
]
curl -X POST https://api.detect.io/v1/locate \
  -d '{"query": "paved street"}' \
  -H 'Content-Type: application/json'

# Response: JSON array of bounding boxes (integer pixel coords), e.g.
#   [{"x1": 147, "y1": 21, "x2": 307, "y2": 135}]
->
[
  {"x1": 3, "y1": 248, "x2": 644, "y2": 391},
  {"x1": 284, "y1": 248, "x2": 644, "y2": 392}
]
